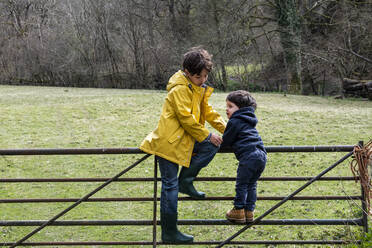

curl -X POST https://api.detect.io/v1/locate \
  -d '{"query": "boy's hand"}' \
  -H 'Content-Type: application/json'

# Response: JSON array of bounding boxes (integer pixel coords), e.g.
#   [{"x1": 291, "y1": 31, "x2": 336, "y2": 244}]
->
[{"x1": 210, "y1": 133, "x2": 222, "y2": 146}]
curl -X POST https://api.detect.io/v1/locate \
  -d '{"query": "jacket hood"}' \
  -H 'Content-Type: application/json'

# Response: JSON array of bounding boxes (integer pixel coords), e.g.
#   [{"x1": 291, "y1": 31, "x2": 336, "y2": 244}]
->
[
  {"x1": 166, "y1": 70, "x2": 190, "y2": 91},
  {"x1": 231, "y1": 106, "x2": 258, "y2": 127}
]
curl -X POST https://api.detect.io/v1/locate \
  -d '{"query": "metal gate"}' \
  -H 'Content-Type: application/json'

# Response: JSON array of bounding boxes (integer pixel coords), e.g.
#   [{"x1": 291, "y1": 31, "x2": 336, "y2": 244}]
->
[{"x1": 0, "y1": 144, "x2": 369, "y2": 247}]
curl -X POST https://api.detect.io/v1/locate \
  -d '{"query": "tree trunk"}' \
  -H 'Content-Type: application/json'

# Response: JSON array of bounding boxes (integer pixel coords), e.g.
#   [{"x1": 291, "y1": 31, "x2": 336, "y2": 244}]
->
[
  {"x1": 276, "y1": 0, "x2": 302, "y2": 94},
  {"x1": 127, "y1": 1, "x2": 144, "y2": 87},
  {"x1": 211, "y1": 0, "x2": 228, "y2": 91},
  {"x1": 145, "y1": 0, "x2": 163, "y2": 86}
]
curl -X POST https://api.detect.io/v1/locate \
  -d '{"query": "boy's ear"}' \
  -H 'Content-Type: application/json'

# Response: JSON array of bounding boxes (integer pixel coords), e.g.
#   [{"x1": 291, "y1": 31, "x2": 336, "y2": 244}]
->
[{"x1": 184, "y1": 69, "x2": 192, "y2": 78}]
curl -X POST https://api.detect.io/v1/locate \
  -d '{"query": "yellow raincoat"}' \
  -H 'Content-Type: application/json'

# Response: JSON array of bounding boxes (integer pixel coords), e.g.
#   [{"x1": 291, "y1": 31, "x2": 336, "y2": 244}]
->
[{"x1": 140, "y1": 70, "x2": 226, "y2": 167}]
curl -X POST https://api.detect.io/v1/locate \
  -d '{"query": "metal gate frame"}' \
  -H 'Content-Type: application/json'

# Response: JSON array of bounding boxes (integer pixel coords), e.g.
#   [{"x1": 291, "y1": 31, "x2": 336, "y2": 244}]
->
[{"x1": 0, "y1": 144, "x2": 368, "y2": 247}]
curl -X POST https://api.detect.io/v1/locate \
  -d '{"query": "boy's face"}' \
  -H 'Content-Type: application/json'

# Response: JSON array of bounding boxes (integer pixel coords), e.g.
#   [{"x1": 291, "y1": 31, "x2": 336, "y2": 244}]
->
[
  {"x1": 185, "y1": 68, "x2": 209, "y2": 86},
  {"x1": 226, "y1": 100, "x2": 239, "y2": 119}
]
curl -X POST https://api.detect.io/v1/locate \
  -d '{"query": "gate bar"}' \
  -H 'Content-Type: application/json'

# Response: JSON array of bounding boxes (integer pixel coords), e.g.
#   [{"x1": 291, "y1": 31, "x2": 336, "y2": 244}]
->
[
  {"x1": 0, "y1": 218, "x2": 363, "y2": 226},
  {"x1": 0, "y1": 176, "x2": 358, "y2": 182},
  {"x1": 0, "y1": 195, "x2": 361, "y2": 203},
  {"x1": 216, "y1": 150, "x2": 354, "y2": 247},
  {"x1": 0, "y1": 145, "x2": 354, "y2": 156},
  {"x1": 1, "y1": 240, "x2": 360, "y2": 246},
  {"x1": 10, "y1": 154, "x2": 151, "y2": 248}
]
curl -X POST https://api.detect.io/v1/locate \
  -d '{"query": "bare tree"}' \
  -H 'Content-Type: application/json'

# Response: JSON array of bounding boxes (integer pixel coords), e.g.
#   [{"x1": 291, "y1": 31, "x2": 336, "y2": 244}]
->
[{"x1": 0, "y1": 0, "x2": 370, "y2": 96}]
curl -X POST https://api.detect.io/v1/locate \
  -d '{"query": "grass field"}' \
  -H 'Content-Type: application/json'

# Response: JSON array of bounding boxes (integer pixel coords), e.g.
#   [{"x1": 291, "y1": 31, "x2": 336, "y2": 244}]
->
[{"x1": 0, "y1": 85, "x2": 371, "y2": 247}]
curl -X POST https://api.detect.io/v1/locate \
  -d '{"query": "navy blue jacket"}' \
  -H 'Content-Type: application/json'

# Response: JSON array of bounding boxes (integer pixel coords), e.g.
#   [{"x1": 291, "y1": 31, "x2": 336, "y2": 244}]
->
[{"x1": 221, "y1": 106, "x2": 266, "y2": 165}]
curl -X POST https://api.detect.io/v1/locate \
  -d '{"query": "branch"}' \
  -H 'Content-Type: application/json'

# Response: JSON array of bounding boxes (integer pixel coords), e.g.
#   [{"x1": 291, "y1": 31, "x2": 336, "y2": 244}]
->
[
  {"x1": 247, "y1": 15, "x2": 277, "y2": 22},
  {"x1": 302, "y1": 0, "x2": 330, "y2": 17},
  {"x1": 337, "y1": 47, "x2": 372, "y2": 64},
  {"x1": 301, "y1": 52, "x2": 330, "y2": 62},
  {"x1": 245, "y1": 29, "x2": 278, "y2": 42}
]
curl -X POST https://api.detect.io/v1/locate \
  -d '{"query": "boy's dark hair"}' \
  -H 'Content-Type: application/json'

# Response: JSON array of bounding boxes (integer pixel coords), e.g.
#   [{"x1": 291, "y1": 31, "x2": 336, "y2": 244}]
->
[
  {"x1": 226, "y1": 90, "x2": 257, "y2": 110},
  {"x1": 183, "y1": 46, "x2": 213, "y2": 75}
]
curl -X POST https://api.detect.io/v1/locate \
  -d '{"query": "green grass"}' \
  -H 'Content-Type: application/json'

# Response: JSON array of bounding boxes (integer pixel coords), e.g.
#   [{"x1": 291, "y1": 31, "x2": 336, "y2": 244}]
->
[
  {"x1": 0, "y1": 85, "x2": 371, "y2": 247},
  {"x1": 225, "y1": 64, "x2": 262, "y2": 75}
]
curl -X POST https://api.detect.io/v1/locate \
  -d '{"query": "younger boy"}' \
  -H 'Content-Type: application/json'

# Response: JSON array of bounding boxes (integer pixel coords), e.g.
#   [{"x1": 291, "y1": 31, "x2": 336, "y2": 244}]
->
[
  {"x1": 221, "y1": 90, "x2": 267, "y2": 223},
  {"x1": 140, "y1": 47, "x2": 225, "y2": 243}
]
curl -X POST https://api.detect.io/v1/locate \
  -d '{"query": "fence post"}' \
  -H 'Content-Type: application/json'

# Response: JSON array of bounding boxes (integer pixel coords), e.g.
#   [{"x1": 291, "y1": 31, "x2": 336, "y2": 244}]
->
[
  {"x1": 361, "y1": 186, "x2": 369, "y2": 233},
  {"x1": 358, "y1": 141, "x2": 369, "y2": 233},
  {"x1": 152, "y1": 156, "x2": 158, "y2": 247}
]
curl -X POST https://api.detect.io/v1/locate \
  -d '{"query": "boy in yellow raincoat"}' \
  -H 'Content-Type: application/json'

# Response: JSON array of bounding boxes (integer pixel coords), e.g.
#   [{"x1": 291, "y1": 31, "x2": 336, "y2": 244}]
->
[{"x1": 140, "y1": 47, "x2": 225, "y2": 243}]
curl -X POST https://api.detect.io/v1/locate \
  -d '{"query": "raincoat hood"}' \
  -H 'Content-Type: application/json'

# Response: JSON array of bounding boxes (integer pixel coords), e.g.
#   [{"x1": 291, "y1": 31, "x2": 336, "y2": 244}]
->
[{"x1": 166, "y1": 70, "x2": 189, "y2": 91}]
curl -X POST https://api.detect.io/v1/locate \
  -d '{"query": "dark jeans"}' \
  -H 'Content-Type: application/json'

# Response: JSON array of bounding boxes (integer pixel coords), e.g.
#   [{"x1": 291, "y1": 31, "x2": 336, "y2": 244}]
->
[
  {"x1": 234, "y1": 149, "x2": 266, "y2": 211},
  {"x1": 157, "y1": 138, "x2": 219, "y2": 214}
]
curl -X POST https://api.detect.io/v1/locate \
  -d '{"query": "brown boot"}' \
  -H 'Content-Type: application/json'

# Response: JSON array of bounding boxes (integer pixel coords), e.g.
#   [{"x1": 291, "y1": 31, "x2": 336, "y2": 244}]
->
[
  {"x1": 245, "y1": 210, "x2": 254, "y2": 222},
  {"x1": 226, "y1": 207, "x2": 245, "y2": 223}
]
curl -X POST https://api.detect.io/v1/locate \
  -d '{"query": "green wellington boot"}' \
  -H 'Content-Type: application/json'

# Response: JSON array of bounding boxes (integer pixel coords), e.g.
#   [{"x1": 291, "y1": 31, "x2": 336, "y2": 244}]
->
[
  {"x1": 178, "y1": 165, "x2": 205, "y2": 199},
  {"x1": 160, "y1": 212, "x2": 194, "y2": 244}
]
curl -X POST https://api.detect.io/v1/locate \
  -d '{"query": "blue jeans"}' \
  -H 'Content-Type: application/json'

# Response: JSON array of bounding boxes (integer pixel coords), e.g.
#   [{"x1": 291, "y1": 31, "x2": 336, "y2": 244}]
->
[
  {"x1": 157, "y1": 139, "x2": 219, "y2": 214},
  {"x1": 234, "y1": 149, "x2": 266, "y2": 211}
]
